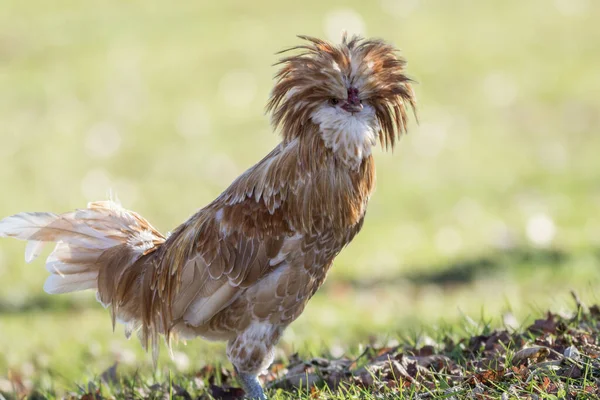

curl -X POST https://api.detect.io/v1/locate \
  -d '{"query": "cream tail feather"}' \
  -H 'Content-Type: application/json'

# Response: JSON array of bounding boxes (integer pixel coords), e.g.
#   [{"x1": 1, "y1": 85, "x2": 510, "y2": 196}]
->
[{"x1": 0, "y1": 200, "x2": 165, "y2": 302}]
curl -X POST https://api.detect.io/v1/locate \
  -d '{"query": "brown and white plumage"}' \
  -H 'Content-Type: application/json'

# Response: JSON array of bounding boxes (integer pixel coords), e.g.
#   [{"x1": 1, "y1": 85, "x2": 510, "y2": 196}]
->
[{"x1": 0, "y1": 34, "x2": 415, "y2": 399}]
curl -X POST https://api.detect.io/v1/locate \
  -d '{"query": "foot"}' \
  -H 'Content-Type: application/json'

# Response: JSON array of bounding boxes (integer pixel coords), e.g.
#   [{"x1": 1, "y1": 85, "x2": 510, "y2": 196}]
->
[{"x1": 236, "y1": 368, "x2": 266, "y2": 400}]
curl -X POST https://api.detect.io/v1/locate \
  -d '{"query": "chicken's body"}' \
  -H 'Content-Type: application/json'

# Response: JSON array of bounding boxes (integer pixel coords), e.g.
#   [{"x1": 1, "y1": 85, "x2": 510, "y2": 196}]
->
[
  {"x1": 0, "y1": 35, "x2": 414, "y2": 399},
  {"x1": 172, "y1": 134, "x2": 375, "y2": 373}
]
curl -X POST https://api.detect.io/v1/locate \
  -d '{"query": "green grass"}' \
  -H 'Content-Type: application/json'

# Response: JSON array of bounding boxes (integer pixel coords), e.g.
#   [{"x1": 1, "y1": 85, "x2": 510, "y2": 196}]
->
[
  {"x1": 4, "y1": 301, "x2": 600, "y2": 399},
  {"x1": 0, "y1": 0, "x2": 599, "y2": 398}
]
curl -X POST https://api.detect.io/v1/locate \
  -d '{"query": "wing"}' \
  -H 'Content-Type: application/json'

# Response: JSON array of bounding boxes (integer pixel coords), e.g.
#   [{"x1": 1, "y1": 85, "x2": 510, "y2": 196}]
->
[{"x1": 146, "y1": 144, "x2": 301, "y2": 342}]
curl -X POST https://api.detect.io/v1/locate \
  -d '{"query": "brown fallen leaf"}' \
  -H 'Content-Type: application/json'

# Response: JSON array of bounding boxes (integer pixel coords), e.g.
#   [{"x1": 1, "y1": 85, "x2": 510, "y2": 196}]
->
[
  {"x1": 528, "y1": 312, "x2": 558, "y2": 334},
  {"x1": 79, "y1": 393, "x2": 102, "y2": 400},
  {"x1": 208, "y1": 384, "x2": 246, "y2": 400},
  {"x1": 268, "y1": 371, "x2": 322, "y2": 391},
  {"x1": 512, "y1": 346, "x2": 551, "y2": 366},
  {"x1": 467, "y1": 368, "x2": 505, "y2": 386},
  {"x1": 560, "y1": 365, "x2": 582, "y2": 379},
  {"x1": 408, "y1": 354, "x2": 462, "y2": 375}
]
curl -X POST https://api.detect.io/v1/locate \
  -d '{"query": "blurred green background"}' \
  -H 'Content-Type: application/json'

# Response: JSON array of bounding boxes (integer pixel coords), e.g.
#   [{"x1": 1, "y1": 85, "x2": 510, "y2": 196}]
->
[{"x1": 1, "y1": 0, "x2": 599, "y2": 394}]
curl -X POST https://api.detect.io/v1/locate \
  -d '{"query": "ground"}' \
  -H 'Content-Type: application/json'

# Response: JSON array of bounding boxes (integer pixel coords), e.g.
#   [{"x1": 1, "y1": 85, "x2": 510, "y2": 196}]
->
[{"x1": 0, "y1": 0, "x2": 599, "y2": 399}]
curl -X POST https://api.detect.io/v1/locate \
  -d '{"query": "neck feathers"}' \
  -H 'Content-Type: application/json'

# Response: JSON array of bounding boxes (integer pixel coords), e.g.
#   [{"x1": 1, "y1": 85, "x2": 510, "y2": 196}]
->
[
  {"x1": 219, "y1": 133, "x2": 376, "y2": 236},
  {"x1": 311, "y1": 105, "x2": 380, "y2": 170}
]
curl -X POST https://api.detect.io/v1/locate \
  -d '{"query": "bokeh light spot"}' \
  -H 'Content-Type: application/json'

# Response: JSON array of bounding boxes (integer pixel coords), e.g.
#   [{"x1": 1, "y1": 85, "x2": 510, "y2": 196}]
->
[
  {"x1": 526, "y1": 213, "x2": 556, "y2": 247},
  {"x1": 324, "y1": 9, "x2": 366, "y2": 42},
  {"x1": 380, "y1": 0, "x2": 420, "y2": 17},
  {"x1": 81, "y1": 169, "x2": 112, "y2": 201},
  {"x1": 176, "y1": 101, "x2": 211, "y2": 139},
  {"x1": 482, "y1": 72, "x2": 518, "y2": 108},
  {"x1": 411, "y1": 122, "x2": 447, "y2": 158},
  {"x1": 218, "y1": 70, "x2": 257, "y2": 109},
  {"x1": 85, "y1": 122, "x2": 122, "y2": 159},
  {"x1": 435, "y1": 226, "x2": 463, "y2": 255},
  {"x1": 555, "y1": 0, "x2": 590, "y2": 16}
]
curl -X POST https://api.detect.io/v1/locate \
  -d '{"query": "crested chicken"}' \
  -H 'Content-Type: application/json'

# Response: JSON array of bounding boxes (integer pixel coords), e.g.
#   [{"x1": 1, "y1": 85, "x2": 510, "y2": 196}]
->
[{"x1": 0, "y1": 35, "x2": 415, "y2": 399}]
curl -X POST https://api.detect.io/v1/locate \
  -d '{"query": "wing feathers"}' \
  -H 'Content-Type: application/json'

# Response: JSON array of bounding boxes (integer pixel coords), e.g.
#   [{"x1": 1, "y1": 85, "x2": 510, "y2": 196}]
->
[{"x1": 183, "y1": 282, "x2": 237, "y2": 326}]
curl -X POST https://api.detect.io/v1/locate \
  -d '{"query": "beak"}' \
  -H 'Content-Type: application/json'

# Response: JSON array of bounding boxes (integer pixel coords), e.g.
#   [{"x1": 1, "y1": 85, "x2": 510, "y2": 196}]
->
[
  {"x1": 343, "y1": 87, "x2": 363, "y2": 114},
  {"x1": 341, "y1": 102, "x2": 363, "y2": 114}
]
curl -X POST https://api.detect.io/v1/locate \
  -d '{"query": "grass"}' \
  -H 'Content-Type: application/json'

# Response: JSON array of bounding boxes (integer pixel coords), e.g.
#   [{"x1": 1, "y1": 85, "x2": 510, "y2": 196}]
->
[
  {"x1": 4, "y1": 299, "x2": 600, "y2": 399},
  {"x1": 0, "y1": 0, "x2": 599, "y2": 398}
]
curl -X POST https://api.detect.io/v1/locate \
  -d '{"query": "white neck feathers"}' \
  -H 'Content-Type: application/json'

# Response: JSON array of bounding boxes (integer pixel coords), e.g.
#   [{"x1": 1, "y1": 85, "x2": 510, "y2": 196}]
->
[{"x1": 311, "y1": 104, "x2": 379, "y2": 169}]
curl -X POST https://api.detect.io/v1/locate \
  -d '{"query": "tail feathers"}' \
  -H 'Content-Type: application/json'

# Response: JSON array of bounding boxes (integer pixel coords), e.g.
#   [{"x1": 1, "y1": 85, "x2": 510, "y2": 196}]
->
[
  {"x1": 43, "y1": 271, "x2": 99, "y2": 294},
  {"x1": 46, "y1": 243, "x2": 101, "y2": 274},
  {"x1": 0, "y1": 212, "x2": 60, "y2": 243},
  {"x1": 0, "y1": 200, "x2": 166, "y2": 297},
  {"x1": 0, "y1": 199, "x2": 177, "y2": 363},
  {"x1": 25, "y1": 240, "x2": 46, "y2": 263}
]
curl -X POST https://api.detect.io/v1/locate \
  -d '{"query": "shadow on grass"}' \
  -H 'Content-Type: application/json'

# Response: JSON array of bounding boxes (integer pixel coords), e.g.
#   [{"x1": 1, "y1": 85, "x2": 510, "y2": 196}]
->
[
  {"x1": 337, "y1": 246, "x2": 592, "y2": 289},
  {"x1": 407, "y1": 247, "x2": 568, "y2": 285},
  {"x1": 0, "y1": 294, "x2": 95, "y2": 314}
]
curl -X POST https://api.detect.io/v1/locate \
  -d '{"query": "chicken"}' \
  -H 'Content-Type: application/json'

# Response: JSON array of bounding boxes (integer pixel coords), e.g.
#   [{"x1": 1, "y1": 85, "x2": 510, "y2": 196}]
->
[{"x1": 0, "y1": 34, "x2": 415, "y2": 399}]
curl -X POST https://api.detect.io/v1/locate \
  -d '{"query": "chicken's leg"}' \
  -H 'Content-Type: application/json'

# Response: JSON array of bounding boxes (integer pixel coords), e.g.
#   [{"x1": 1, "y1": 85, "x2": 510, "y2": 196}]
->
[
  {"x1": 227, "y1": 327, "x2": 280, "y2": 400},
  {"x1": 235, "y1": 367, "x2": 266, "y2": 400}
]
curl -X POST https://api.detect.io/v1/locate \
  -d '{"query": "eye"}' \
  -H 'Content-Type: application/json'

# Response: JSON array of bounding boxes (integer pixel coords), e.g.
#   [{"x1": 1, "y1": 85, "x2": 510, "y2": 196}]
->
[{"x1": 329, "y1": 98, "x2": 339, "y2": 106}]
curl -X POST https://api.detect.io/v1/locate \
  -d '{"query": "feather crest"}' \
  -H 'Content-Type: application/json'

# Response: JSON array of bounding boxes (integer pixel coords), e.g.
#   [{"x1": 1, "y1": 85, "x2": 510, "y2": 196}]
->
[{"x1": 267, "y1": 34, "x2": 417, "y2": 148}]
